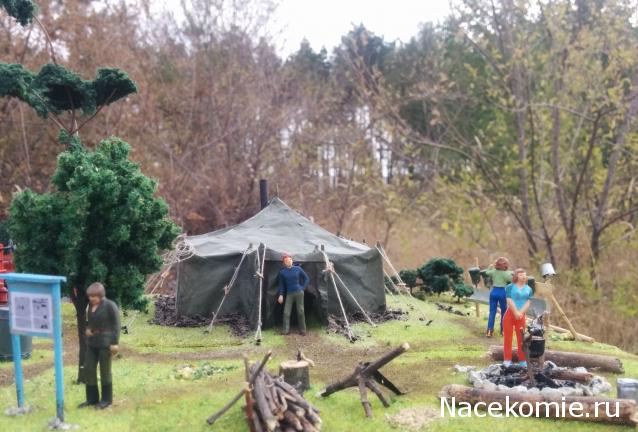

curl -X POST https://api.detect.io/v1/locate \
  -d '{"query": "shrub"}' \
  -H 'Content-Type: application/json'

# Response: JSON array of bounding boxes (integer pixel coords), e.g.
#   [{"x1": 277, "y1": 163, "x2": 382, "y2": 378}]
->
[
  {"x1": 398, "y1": 269, "x2": 418, "y2": 289},
  {"x1": 418, "y1": 257, "x2": 473, "y2": 300}
]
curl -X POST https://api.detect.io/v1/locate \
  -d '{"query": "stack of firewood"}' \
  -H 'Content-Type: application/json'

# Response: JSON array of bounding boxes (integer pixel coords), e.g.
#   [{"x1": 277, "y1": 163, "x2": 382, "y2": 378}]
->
[{"x1": 246, "y1": 363, "x2": 322, "y2": 432}]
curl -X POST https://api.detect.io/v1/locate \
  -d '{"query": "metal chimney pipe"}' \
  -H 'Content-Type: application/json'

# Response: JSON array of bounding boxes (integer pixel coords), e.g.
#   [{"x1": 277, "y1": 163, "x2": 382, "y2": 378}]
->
[{"x1": 259, "y1": 179, "x2": 268, "y2": 209}]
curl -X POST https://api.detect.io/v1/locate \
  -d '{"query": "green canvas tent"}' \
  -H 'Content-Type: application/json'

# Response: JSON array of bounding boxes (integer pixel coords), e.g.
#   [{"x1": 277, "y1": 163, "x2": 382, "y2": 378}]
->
[{"x1": 176, "y1": 198, "x2": 386, "y2": 328}]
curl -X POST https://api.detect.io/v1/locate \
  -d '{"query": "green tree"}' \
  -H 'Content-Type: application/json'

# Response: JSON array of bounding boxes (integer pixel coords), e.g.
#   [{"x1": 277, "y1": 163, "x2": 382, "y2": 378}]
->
[
  {"x1": 9, "y1": 136, "x2": 179, "y2": 377},
  {"x1": 398, "y1": 269, "x2": 418, "y2": 290},
  {"x1": 418, "y1": 257, "x2": 473, "y2": 301},
  {"x1": 1, "y1": 1, "x2": 179, "y2": 381}
]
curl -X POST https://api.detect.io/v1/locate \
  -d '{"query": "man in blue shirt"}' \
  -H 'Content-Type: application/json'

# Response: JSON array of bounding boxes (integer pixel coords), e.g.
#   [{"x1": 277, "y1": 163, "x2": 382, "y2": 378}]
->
[{"x1": 277, "y1": 252, "x2": 309, "y2": 335}]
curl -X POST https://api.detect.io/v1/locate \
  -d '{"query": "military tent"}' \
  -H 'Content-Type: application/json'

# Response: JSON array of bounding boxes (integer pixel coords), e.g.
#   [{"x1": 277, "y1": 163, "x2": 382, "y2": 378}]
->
[{"x1": 176, "y1": 198, "x2": 386, "y2": 329}]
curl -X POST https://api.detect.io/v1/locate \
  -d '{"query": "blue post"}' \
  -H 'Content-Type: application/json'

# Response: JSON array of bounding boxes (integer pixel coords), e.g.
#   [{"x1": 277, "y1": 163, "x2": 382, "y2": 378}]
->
[
  {"x1": 11, "y1": 333, "x2": 24, "y2": 408},
  {"x1": 4, "y1": 273, "x2": 66, "y2": 421},
  {"x1": 52, "y1": 282, "x2": 64, "y2": 422}
]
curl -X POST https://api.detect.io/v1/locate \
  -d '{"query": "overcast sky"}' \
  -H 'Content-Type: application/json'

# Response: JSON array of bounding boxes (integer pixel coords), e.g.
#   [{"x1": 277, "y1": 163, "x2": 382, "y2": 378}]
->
[
  {"x1": 273, "y1": 0, "x2": 451, "y2": 55},
  {"x1": 159, "y1": 0, "x2": 452, "y2": 56}
]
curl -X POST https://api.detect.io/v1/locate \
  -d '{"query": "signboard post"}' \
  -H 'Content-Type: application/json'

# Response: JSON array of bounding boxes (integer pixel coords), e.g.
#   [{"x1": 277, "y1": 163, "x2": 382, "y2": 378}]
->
[{"x1": 3, "y1": 273, "x2": 67, "y2": 422}]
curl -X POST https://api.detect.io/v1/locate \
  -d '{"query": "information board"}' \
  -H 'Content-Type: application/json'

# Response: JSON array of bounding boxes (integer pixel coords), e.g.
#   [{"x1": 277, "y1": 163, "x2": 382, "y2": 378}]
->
[
  {"x1": 9, "y1": 291, "x2": 54, "y2": 336},
  {"x1": 3, "y1": 272, "x2": 67, "y2": 422}
]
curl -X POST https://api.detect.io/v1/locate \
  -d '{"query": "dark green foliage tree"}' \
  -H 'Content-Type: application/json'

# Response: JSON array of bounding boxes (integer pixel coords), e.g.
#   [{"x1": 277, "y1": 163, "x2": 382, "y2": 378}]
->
[
  {"x1": 1, "y1": 2, "x2": 174, "y2": 382},
  {"x1": 9, "y1": 134, "x2": 180, "y2": 378},
  {"x1": 1, "y1": 0, "x2": 36, "y2": 25},
  {"x1": 418, "y1": 257, "x2": 473, "y2": 301},
  {"x1": 0, "y1": 63, "x2": 137, "y2": 134},
  {"x1": 398, "y1": 269, "x2": 418, "y2": 289}
]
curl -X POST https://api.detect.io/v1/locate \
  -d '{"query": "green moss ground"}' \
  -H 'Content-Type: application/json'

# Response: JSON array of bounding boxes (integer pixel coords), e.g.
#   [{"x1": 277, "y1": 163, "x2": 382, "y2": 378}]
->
[{"x1": 1, "y1": 295, "x2": 637, "y2": 431}]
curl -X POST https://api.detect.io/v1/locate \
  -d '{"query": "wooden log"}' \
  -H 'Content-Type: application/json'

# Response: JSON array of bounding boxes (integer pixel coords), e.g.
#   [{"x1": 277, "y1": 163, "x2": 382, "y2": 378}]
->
[
  {"x1": 298, "y1": 414, "x2": 319, "y2": 432},
  {"x1": 320, "y1": 343, "x2": 410, "y2": 397},
  {"x1": 283, "y1": 410, "x2": 303, "y2": 431},
  {"x1": 279, "y1": 360, "x2": 310, "y2": 392},
  {"x1": 207, "y1": 350, "x2": 272, "y2": 425},
  {"x1": 358, "y1": 376, "x2": 372, "y2": 418},
  {"x1": 362, "y1": 342, "x2": 410, "y2": 377},
  {"x1": 275, "y1": 387, "x2": 288, "y2": 413},
  {"x1": 243, "y1": 356, "x2": 256, "y2": 432},
  {"x1": 244, "y1": 385, "x2": 256, "y2": 432},
  {"x1": 488, "y1": 346, "x2": 624, "y2": 373},
  {"x1": 286, "y1": 400, "x2": 306, "y2": 418},
  {"x1": 275, "y1": 379, "x2": 320, "y2": 414},
  {"x1": 252, "y1": 407, "x2": 264, "y2": 432},
  {"x1": 306, "y1": 408, "x2": 322, "y2": 427},
  {"x1": 253, "y1": 372, "x2": 278, "y2": 432},
  {"x1": 439, "y1": 384, "x2": 638, "y2": 426},
  {"x1": 288, "y1": 395, "x2": 318, "y2": 416},
  {"x1": 366, "y1": 380, "x2": 390, "y2": 407},
  {"x1": 549, "y1": 369, "x2": 594, "y2": 383}
]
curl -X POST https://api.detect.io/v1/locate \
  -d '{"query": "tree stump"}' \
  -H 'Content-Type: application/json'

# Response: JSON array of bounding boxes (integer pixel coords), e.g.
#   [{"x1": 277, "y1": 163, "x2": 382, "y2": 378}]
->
[{"x1": 279, "y1": 360, "x2": 310, "y2": 393}]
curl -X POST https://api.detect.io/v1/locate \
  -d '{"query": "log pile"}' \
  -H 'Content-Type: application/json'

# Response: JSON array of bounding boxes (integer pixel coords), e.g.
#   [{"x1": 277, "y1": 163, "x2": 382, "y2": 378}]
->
[
  {"x1": 206, "y1": 351, "x2": 322, "y2": 431},
  {"x1": 319, "y1": 343, "x2": 409, "y2": 417},
  {"x1": 487, "y1": 345, "x2": 624, "y2": 373},
  {"x1": 248, "y1": 363, "x2": 322, "y2": 432}
]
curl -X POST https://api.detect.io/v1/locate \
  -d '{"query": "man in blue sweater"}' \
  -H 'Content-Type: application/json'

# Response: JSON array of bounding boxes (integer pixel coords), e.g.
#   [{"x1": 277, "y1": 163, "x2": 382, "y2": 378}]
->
[{"x1": 277, "y1": 252, "x2": 309, "y2": 335}]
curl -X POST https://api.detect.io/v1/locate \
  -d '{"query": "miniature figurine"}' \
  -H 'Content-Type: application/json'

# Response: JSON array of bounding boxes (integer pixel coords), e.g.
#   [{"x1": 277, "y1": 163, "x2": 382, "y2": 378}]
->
[
  {"x1": 483, "y1": 257, "x2": 512, "y2": 337},
  {"x1": 78, "y1": 282, "x2": 120, "y2": 409},
  {"x1": 502, "y1": 268, "x2": 534, "y2": 368},
  {"x1": 277, "y1": 253, "x2": 309, "y2": 336}
]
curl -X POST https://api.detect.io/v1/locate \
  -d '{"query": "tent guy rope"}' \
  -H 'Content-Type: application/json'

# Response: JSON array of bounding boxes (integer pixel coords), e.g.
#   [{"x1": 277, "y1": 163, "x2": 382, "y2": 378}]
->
[
  {"x1": 206, "y1": 244, "x2": 254, "y2": 333},
  {"x1": 320, "y1": 246, "x2": 355, "y2": 342},
  {"x1": 254, "y1": 243, "x2": 267, "y2": 344}
]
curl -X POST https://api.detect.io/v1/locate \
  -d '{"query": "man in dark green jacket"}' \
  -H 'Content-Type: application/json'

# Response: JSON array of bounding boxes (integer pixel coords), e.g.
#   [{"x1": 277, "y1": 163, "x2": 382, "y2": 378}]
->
[{"x1": 78, "y1": 282, "x2": 120, "y2": 409}]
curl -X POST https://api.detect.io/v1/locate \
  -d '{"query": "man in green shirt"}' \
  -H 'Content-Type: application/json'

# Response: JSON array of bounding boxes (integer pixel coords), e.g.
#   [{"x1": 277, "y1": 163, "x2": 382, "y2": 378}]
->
[{"x1": 78, "y1": 282, "x2": 120, "y2": 409}]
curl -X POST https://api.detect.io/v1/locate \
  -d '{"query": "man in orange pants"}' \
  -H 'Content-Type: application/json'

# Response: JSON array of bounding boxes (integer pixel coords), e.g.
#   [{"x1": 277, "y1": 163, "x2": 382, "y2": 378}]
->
[{"x1": 503, "y1": 268, "x2": 534, "y2": 367}]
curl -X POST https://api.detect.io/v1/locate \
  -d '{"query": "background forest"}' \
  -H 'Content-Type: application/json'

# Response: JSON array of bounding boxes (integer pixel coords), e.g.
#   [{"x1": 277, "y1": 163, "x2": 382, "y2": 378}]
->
[{"x1": 2, "y1": 0, "x2": 638, "y2": 352}]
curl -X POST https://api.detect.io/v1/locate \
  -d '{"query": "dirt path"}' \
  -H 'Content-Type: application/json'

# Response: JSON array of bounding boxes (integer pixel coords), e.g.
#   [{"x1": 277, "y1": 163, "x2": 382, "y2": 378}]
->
[
  {"x1": 0, "y1": 322, "x2": 80, "y2": 387},
  {"x1": 0, "y1": 308, "x2": 491, "y2": 388}
]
